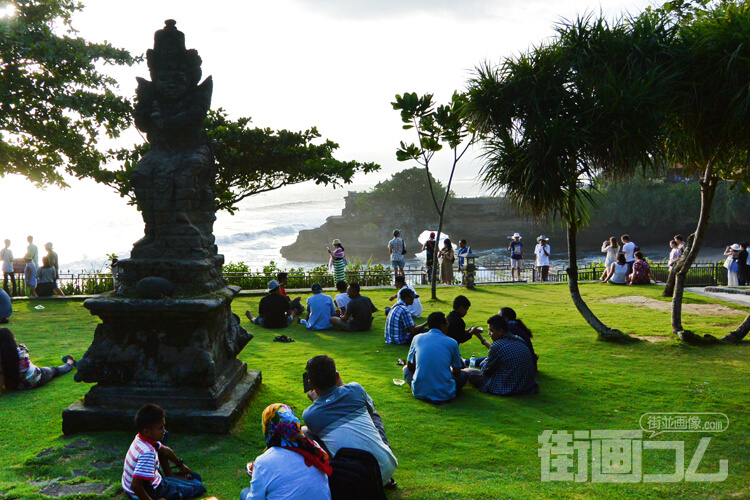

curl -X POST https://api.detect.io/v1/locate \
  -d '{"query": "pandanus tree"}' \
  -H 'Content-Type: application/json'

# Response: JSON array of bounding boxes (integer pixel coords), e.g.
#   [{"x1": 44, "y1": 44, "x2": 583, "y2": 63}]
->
[
  {"x1": 659, "y1": 1, "x2": 750, "y2": 343},
  {"x1": 464, "y1": 13, "x2": 677, "y2": 341}
]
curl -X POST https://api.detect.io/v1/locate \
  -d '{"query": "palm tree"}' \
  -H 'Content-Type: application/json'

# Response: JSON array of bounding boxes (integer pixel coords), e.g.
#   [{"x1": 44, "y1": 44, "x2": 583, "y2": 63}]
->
[{"x1": 464, "y1": 13, "x2": 677, "y2": 342}]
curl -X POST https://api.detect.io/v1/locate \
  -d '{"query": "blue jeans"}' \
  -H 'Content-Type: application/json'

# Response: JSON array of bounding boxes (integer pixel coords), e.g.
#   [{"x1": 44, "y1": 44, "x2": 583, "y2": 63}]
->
[{"x1": 143, "y1": 473, "x2": 206, "y2": 500}]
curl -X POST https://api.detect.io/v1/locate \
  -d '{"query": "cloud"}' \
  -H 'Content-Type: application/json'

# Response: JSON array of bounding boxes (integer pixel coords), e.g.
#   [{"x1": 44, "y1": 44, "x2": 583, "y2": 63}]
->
[{"x1": 289, "y1": 0, "x2": 502, "y2": 20}]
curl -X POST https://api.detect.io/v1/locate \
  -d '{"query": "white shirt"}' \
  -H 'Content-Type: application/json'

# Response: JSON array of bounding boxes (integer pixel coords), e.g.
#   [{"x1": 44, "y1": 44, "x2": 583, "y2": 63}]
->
[
  {"x1": 534, "y1": 244, "x2": 551, "y2": 266},
  {"x1": 334, "y1": 292, "x2": 350, "y2": 311},
  {"x1": 622, "y1": 241, "x2": 636, "y2": 262},
  {"x1": 0, "y1": 248, "x2": 13, "y2": 273},
  {"x1": 245, "y1": 447, "x2": 331, "y2": 500},
  {"x1": 397, "y1": 285, "x2": 423, "y2": 317}
]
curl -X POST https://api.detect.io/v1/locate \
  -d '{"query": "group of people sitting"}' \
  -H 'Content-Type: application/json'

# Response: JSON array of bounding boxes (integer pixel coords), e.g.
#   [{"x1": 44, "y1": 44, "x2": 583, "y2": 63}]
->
[{"x1": 599, "y1": 234, "x2": 657, "y2": 285}]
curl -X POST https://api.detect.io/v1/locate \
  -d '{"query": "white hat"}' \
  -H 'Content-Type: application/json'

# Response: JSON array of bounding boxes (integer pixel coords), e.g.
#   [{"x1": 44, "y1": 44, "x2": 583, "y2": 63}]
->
[
  {"x1": 512, "y1": 233, "x2": 522, "y2": 239},
  {"x1": 731, "y1": 243, "x2": 741, "y2": 251},
  {"x1": 537, "y1": 235, "x2": 549, "y2": 242}
]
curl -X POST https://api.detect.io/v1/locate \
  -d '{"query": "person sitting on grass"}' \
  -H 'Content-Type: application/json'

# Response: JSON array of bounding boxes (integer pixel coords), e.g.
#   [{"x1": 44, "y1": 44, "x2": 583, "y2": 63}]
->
[
  {"x1": 0, "y1": 328, "x2": 76, "y2": 393},
  {"x1": 329, "y1": 283, "x2": 378, "y2": 332},
  {"x1": 241, "y1": 403, "x2": 332, "y2": 500},
  {"x1": 246, "y1": 280, "x2": 292, "y2": 329},
  {"x1": 0, "y1": 289, "x2": 10, "y2": 324},
  {"x1": 602, "y1": 253, "x2": 629, "y2": 285},
  {"x1": 499, "y1": 307, "x2": 538, "y2": 371},
  {"x1": 333, "y1": 280, "x2": 349, "y2": 316},
  {"x1": 386, "y1": 275, "x2": 423, "y2": 318},
  {"x1": 302, "y1": 283, "x2": 336, "y2": 331},
  {"x1": 446, "y1": 295, "x2": 482, "y2": 345},
  {"x1": 403, "y1": 312, "x2": 469, "y2": 403},
  {"x1": 629, "y1": 251, "x2": 657, "y2": 285},
  {"x1": 384, "y1": 289, "x2": 428, "y2": 345},
  {"x1": 122, "y1": 404, "x2": 206, "y2": 500},
  {"x1": 277, "y1": 272, "x2": 304, "y2": 322},
  {"x1": 302, "y1": 355, "x2": 398, "y2": 489},
  {"x1": 24, "y1": 255, "x2": 37, "y2": 298},
  {"x1": 463, "y1": 315, "x2": 539, "y2": 396}
]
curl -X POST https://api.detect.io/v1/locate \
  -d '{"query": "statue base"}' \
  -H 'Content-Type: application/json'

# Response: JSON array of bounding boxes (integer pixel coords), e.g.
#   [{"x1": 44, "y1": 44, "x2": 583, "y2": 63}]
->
[{"x1": 62, "y1": 285, "x2": 257, "y2": 434}]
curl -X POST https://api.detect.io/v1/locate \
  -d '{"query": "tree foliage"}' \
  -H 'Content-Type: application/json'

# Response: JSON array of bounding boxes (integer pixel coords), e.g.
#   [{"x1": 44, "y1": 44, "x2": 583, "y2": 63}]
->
[
  {"x1": 0, "y1": 0, "x2": 137, "y2": 187},
  {"x1": 352, "y1": 166, "x2": 450, "y2": 218},
  {"x1": 103, "y1": 108, "x2": 380, "y2": 214}
]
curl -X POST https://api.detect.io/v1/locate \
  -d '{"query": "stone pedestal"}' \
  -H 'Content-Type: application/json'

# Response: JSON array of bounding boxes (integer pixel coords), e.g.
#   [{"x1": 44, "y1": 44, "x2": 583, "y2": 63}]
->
[{"x1": 62, "y1": 285, "x2": 258, "y2": 434}]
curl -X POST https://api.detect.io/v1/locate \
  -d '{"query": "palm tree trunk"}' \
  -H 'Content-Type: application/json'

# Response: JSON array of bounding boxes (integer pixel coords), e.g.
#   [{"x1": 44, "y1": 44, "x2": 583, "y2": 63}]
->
[
  {"x1": 672, "y1": 167, "x2": 719, "y2": 343},
  {"x1": 566, "y1": 218, "x2": 633, "y2": 342},
  {"x1": 721, "y1": 313, "x2": 750, "y2": 343}
]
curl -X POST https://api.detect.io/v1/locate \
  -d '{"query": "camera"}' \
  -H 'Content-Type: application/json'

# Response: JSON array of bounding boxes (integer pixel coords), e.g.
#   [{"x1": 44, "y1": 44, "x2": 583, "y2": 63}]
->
[{"x1": 302, "y1": 372, "x2": 311, "y2": 393}]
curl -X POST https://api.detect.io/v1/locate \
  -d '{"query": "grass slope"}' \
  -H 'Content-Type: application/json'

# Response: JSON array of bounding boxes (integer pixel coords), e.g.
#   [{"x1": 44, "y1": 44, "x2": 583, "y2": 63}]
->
[{"x1": 0, "y1": 284, "x2": 748, "y2": 499}]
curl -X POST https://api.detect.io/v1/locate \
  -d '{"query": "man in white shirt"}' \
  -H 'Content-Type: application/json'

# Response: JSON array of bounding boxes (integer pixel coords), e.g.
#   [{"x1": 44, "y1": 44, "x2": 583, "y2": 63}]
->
[
  {"x1": 621, "y1": 234, "x2": 637, "y2": 274},
  {"x1": 387, "y1": 275, "x2": 422, "y2": 318},
  {"x1": 534, "y1": 236, "x2": 551, "y2": 282}
]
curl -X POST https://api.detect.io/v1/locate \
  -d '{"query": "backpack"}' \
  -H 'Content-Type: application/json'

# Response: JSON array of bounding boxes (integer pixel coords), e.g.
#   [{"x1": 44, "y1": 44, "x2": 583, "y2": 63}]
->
[{"x1": 329, "y1": 448, "x2": 386, "y2": 500}]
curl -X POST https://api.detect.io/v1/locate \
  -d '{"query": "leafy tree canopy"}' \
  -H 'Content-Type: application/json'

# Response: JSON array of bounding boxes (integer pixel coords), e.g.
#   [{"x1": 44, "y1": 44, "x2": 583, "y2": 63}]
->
[
  {"x1": 103, "y1": 108, "x2": 380, "y2": 214},
  {"x1": 352, "y1": 166, "x2": 450, "y2": 218},
  {"x1": 0, "y1": 0, "x2": 137, "y2": 187}
]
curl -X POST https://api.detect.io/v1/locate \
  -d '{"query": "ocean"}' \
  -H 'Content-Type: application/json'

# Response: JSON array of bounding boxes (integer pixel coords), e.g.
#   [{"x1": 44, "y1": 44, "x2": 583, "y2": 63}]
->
[{"x1": 0, "y1": 176, "x2": 726, "y2": 274}]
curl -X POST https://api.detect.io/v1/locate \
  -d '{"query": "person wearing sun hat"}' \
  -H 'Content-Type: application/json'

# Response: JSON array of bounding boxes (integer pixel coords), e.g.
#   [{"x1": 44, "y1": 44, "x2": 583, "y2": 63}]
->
[
  {"x1": 723, "y1": 243, "x2": 742, "y2": 287},
  {"x1": 508, "y1": 233, "x2": 524, "y2": 281},
  {"x1": 326, "y1": 239, "x2": 347, "y2": 284},
  {"x1": 245, "y1": 280, "x2": 293, "y2": 329},
  {"x1": 534, "y1": 236, "x2": 551, "y2": 282}
]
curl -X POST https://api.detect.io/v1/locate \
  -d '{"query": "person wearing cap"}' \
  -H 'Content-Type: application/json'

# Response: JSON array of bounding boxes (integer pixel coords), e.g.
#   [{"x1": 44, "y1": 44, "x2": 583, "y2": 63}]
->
[
  {"x1": 534, "y1": 236, "x2": 551, "y2": 282},
  {"x1": 384, "y1": 288, "x2": 428, "y2": 345},
  {"x1": 723, "y1": 244, "x2": 742, "y2": 287},
  {"x1": 303, "y1": 283, "x2": 336, "y2": 331},
  {"x1": 387, "y1": 275, "x2": 422, "y2": 318},
  {"x1": 326, "y1": 239, "x2": 347, "y2": 284},
  {"x1": 421, "y1": 232, "x2": 437, "y2": 283},
  {"x1": 388, "y1": 230, "x2": 406, "y2": 281},
  {"x1": 43, "y1": 242, "x2": 59, "y2": 279},
  {"x1": 330, "y1": 283, "x2": 378, "y2": 332},
  {"x1": 508, "y1": 233, "x2": 524, "y2": 281},
  {"x1": 245, "y1": 280, "x2": 293, "y2": 329}
]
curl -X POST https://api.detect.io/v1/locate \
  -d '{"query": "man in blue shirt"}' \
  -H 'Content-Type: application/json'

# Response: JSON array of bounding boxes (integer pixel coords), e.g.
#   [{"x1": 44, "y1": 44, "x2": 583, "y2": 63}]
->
[
  {"x1": 403, "y1": 312, "x2": 468, "y2": 402},
  {"x1": 384, "y1": 289, "x2": 427, "y2": 345},
  {"x1": 0, "y1": 288, "x2": 11, "y2": 323},
  {"x1": 303, "y1": 283, "x2": 336, "y2": 330}
]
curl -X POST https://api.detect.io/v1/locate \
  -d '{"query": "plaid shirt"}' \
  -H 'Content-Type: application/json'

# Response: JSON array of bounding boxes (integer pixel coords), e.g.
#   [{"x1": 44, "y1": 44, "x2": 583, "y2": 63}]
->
[
  {"x1": 384, "y1": 301, "x2": 415, "y2": 345},
  {"x1": 479, "y1": 334, "x2": 538, "y2": 396}
]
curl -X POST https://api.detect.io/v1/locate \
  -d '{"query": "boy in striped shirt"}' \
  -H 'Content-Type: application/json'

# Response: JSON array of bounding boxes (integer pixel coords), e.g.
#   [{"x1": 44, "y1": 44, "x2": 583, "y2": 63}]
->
[{"x1": 122, "y1": 404, "x2": 206, "y2": 500}]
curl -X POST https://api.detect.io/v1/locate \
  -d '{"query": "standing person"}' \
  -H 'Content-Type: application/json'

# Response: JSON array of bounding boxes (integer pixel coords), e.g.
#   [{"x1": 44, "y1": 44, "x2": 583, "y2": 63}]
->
[
  {"x1": 668, "y1": 240, "x2": 682, "y2": 269},
  {"x1": 629, "y1": 251, "x2": 657, "y2": 285},
  {"x1": 0, "y1": 329, "x2": 77, "y2": 392},
  {"x1": 599, "y1": 237, "x2": 619, "y2": 281},
  {"x1": 723, "y1": 244, "x2": 741, "y2": 287},
  {"x1": 329, "y1": 283, "x2": 378, "y2": 332},
  {"x1": 241, "y1": 404, "x2": 332, "y2": 500},
  {"x1": 302, "y1": 283, "x2": 336, "y2": 331},
  {"x1": 1, "y1": 240, "x2": 16, "y2": 296},
  {"x1": 26, "y1": 236, "x2": 38, "y2": 268},
  {"x1": 674, "y1": 234, "x2": 686, "y2": 254},
  {"x1": 403, "y1": 312, "x2": 469, "y2": 403},
  {"x1": 36, "y1": 256, "x2": 65, "y2": 297},
  {"x1": 534, "y1": 236, "x2": 551, "y2": 282},
  {"x1": 620, "y1": 235, "x2": 636, "y2": 275},
  {"x1": 462, "y1": 315, "x2": 538, "y2": 396},
  {"x1": 326, "y1": 239, "x2": 347, "y2": 285},
  {"x1": 245, "y1": 280, "x2": 293, "y2": 329},
  {"x1": 457, "y1": 239, "x2": 471, "y2": 273},
  {"x1": 439, "y1": 238, "x2": 454, "y2": 285},
  {"x1": 421, "y1": 232, "x2": 437, "y2": 283},
  {"x1": 387, "y1": 275, "x2": 423, "y2": 318},
  {"x1": 738, "y1": 242, "x2": 749, "y2": 287},
  {"x1": 388, "y1": 230, "x2": 406, "y2": 281},
  {"x1": 24, "y1": 255, "x2": 37, "y2": 298},
  {"x1": 508, "y1": 233, "x2": 524, "y2": 282}
]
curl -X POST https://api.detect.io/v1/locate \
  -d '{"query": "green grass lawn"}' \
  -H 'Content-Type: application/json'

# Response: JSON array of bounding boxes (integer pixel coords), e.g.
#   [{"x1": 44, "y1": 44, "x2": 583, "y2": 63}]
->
[{"x1": 1, "y1": 284, "x2": 749, "y2": 499}]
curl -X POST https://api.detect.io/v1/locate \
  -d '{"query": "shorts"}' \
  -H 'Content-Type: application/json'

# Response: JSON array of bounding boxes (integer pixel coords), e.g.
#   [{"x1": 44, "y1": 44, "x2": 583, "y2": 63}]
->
[
  {"x1": 391, "y1": 260, "x2": 405, "y2": 269},
  {"x1": 511, "y1": 258, "x2": 524, "y2": 269},
  {"x1": 253, "y1": 316, "x2": 293, "y2": 328}
]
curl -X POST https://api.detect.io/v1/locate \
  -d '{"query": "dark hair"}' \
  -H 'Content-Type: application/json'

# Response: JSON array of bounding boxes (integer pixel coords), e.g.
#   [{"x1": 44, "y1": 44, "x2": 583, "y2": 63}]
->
[
  {"x1": 487, "y1": 314, "x2": 509, "y2": 332},
  {"x1": 135, "y1": 404, "x2": 166, "y2": 432},
  {"x1": 499, "y1": 307, "x2": 532, "y2": 338},
  {"x1": 634, "y1": 251, "x2": 644, "y2": 260},
  {"x1": 427, "y1": 311, "x2": 447, "y2": 329},
  {"x1": 453, "y1": 295, "x2": 471, "y2": 310},
  {"x1": 0, "y1": 328, "x2": 20, "y2": 390},
  {"x1": 277, "y1": 272, "x2": 288, "y2": 281},
  {"x1": 42, "y1": 256, "x2": 51, "y2": 268},
  {"x1": 348, "y1": 282, "x2": 360, "y2": 294},
  {"x1": 460, "y1": 239, "x2": 467, "y2": 245},
  {"x1": 395, "y1": 275, "x2": 406, "y2": 285},
  {"x1": 674, "y1": 234, "x2": 684, "y2": 242},
  {"x1": 616, "y1": 253, "x2": 626, "y2": 265},
  {"x1": 621, "y1": 234, "x2": 630, "y2": 241},
  {"x1": 336, "y1": 280, "x2": 348, "y2": 292},
  {"x1": 306, "y1": 355, "x2": 337, "y2": 391},
  {"x1": 443, "y1": 238, "x2": 452, "y2": 249}
]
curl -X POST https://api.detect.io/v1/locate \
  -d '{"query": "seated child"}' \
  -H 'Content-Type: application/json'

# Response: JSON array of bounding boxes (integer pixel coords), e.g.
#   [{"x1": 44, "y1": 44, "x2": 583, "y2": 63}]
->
[
  {"x1": 333, "y1": 280, "x2": 350, "y2": 317},
  {"x1": 122, "y1": 404, "x2": 206, "y2": 500}
]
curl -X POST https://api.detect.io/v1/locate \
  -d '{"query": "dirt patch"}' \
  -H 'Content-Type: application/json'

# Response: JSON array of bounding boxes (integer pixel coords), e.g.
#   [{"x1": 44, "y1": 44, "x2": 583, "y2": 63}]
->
[
  {"x1": 602, "y1": 296, "x2": 744, "y2": 317},
  {"x1": 631, "y1": 335, "x2": 673, "y2": 343}
]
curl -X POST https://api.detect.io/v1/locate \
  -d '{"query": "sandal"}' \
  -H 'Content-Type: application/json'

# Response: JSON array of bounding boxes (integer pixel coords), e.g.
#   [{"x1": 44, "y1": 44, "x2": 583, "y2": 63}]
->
[
  {"x1": 396, "y1": 359, "x2": 406, "y2": 366},
  {"x1": 273, "y1": 335, "x2": 295, "y2": 343},
  {"x1": 62, "y1": 355, "x2": 78, "y2": 368}
]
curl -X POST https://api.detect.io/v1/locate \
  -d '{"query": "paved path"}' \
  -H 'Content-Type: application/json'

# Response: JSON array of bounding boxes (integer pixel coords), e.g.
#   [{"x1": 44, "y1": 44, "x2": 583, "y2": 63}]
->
[{"x1": 687, "y1": 287, "x2": 750, "y2": 307}]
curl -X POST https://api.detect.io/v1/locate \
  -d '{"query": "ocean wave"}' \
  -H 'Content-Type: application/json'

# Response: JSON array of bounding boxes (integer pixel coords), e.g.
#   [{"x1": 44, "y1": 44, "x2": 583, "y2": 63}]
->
[{"x1": 214, "y1": 225, "x2": 305, "y2": 245}]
